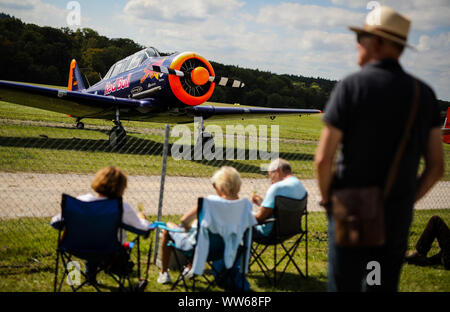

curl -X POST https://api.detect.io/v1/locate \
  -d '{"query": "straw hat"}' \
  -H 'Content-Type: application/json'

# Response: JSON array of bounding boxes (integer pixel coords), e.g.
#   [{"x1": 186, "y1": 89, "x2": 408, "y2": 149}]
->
[{"x1": 349, "y1": 6, "x2": 413, "y2": 48}]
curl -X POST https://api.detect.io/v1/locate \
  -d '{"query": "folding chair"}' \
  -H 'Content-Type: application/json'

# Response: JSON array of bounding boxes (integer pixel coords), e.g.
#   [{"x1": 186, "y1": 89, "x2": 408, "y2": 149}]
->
[
  {"x1": 250, "y1": 194, "x2": 308, "y2": 287},
  {"x1": 53, "y1": 194, "x2": 149, "y2": 292},
  {"x1": 169, "y1": 197, "x2": 256, "y2": 292}
]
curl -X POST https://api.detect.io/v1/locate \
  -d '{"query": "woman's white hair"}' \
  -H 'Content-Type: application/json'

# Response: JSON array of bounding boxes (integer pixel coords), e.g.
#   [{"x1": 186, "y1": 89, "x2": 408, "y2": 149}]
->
[{"x1": 211, "y1": 166, "x2": 242, "y2": 197}]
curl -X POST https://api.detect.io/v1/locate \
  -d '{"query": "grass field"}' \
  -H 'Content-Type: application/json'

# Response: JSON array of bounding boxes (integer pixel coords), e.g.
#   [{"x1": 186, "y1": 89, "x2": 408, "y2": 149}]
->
[
  {"x1": 0, "y1": 98, "x2": 449, "y2": 179},
  {"x1": 0, "y1": 97, "x2": 323, "y2": 179},
  {"x1": 0, "y1": 209, "x2": 449, "y2": 292}
]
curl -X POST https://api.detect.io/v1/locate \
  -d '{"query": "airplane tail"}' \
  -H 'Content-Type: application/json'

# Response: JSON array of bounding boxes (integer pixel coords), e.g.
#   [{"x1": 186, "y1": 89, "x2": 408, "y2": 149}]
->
[
  {"x1": 443, "y1": 107, "x2": 450, "y2": 144},
  {"x1": 67, "y1": 59, "x2": 86, "y2": 91}
]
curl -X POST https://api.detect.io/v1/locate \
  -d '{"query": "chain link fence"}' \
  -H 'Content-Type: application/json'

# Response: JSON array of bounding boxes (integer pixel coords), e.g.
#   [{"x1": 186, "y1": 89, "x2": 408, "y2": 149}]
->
[{"x1": 0, "y1": 116, "x2": 449, "y2": 282}]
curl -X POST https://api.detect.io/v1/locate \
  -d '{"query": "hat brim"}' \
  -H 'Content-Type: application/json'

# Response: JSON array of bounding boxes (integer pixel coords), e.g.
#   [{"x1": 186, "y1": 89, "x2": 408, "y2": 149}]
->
[{"x1": 349, "y1": 26, "x2": 414, "y2": 49}]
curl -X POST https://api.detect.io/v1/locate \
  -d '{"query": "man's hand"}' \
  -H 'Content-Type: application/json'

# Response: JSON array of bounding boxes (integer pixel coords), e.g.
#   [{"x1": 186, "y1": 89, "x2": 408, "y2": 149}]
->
[
  {"x1": 251, "y1": 193, "x2": 263, "y2": 206},
  {"x1": 415, "y1": 128, "x2": 444, "y2": 202}
]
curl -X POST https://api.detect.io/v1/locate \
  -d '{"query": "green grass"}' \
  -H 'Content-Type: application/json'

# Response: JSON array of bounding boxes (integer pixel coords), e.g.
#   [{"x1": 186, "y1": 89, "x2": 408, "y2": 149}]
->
[
  {"x1": 1, "y1": 100, "x2": 449, "y2": 179},
  {"x1": 0, "y1": 210, "x2": 449, "y2": 292},
  {"x1": 0, "y1": 98, "x2": 321, "y2": 178}
]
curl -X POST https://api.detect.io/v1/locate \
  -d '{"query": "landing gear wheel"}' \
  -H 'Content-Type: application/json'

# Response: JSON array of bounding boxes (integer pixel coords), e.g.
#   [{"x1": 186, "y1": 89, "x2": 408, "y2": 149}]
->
[
  {"x1": 109, "y1": 126, "x2": 127, "y2": 149},
  {"x1": 202, "y1": 132, "x2": 215, "y2": 154},
  {"x1": 76, "y1": 121, "x2": 84, "y2": 129}
]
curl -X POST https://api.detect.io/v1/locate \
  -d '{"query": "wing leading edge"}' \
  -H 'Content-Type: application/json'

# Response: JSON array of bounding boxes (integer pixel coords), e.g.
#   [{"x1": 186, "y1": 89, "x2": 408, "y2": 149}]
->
[
  {"x1": 185, "y1": 105, "x2": 321, "y2": 121},
  {"x1": 0, "y1": 80, "x2": 155, "y2": 118}
]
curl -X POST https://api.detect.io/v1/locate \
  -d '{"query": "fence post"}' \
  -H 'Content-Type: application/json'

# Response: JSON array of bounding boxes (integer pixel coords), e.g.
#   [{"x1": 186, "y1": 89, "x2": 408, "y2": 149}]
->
[{"x1": 153, "y1": 124, "x2": 170, "y2": 264}]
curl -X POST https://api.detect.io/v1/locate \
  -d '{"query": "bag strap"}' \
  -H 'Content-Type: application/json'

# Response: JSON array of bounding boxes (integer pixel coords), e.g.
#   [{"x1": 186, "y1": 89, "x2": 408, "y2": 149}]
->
[{"x1": 383, "y1": 78, "x2": 420, "y2": 199}]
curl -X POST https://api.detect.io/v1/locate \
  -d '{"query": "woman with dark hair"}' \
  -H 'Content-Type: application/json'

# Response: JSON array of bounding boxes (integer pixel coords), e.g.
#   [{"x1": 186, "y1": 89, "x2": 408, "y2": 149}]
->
[{"x1": 50, "y1": 166, "x2": 149, "y2": 282}]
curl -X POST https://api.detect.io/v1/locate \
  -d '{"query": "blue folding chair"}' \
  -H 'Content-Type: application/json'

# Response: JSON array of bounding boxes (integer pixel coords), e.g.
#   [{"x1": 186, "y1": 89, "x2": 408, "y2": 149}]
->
[{"x1": 53, "y1": 194, "x2": 149, "y2": 292}]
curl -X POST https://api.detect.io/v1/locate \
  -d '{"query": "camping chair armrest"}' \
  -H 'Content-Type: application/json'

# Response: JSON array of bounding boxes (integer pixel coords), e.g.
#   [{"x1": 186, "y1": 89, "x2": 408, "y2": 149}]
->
[
  {"x1": 149, "y1": 221, "x2": 186, "y2": 233},
  {"x1": 261, "y1": 218, "x2": 276, "y2": 224},
  {"x1": 121, "y1": 223, "x2": 151, "y2": 238},
  {"x1": 50, "y1": 220, "x2": 64, "y2": 230}
]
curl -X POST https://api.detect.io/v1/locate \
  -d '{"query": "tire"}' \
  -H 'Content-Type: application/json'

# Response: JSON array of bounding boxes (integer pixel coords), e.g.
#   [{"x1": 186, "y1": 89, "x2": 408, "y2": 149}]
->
[
  {"x1": 202, "y1": 132, "x2": 215, "y2": 154},
  {"x1": 109, "y1": 126, "x2": 127, "y2": 149}
]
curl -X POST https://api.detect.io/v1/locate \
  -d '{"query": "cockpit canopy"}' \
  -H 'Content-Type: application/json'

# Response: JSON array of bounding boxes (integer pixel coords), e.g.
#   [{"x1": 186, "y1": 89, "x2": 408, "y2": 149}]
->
[{"x1": 103, "y1": 47, "x2": 160, "y2": 80}]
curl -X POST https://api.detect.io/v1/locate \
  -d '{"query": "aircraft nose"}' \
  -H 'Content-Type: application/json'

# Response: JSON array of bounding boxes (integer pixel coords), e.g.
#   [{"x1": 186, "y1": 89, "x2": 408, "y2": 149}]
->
[{"x1": 191, "y1": 66, "x2": 210, "y2": 86}]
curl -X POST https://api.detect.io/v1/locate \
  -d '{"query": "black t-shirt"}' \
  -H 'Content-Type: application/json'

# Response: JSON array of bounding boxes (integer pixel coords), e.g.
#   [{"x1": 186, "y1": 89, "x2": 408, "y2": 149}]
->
[{"x1": 323, "y1": 59, "x2": 441, "y2": 203}]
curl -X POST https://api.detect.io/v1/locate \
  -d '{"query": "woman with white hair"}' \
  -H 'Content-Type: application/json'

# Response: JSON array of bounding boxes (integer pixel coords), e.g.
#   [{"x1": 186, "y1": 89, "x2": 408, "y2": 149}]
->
[{"x1": 157, "y1": 166, "x2": 244, "y2": 284}]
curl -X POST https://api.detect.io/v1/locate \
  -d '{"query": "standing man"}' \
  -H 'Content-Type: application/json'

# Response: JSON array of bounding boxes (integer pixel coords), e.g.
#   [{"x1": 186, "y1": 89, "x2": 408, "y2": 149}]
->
[{"x1": 315, "y1": 6, "x2": 444, "y2": 291}]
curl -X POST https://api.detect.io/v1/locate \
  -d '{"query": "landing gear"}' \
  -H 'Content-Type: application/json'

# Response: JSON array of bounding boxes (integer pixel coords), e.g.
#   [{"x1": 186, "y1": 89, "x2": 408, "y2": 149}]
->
[
  {"x1": 196, "y1": 116, "x2": 215, "y2": 154},
  {"x1": 75, "y1": 118, "x2": 84, "y2": 129},
  {"x1": 201, "y1": 131, "x2": 215, "y2": 154},
  {"x1": 108, "y1": 108, "x2": 127, "y2": 149}
]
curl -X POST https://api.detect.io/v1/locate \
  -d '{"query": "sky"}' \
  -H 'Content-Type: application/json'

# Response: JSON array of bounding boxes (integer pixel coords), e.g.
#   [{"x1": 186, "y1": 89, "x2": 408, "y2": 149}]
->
[{"x1": 1, "y1": 0, "x2": 449, "y2": 100}]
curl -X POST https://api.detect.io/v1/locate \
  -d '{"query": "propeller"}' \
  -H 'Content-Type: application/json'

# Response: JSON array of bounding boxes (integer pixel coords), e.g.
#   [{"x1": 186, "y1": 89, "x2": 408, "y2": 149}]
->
[{"x1": 145, "y1": 64, "x2": 245, "y2": 88}]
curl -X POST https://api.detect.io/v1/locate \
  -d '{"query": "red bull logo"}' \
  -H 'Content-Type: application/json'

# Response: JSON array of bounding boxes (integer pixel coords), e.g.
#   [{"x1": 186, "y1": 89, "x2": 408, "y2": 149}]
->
[
  {"x1": 140, "y1": 58, "x2": 167, "y2": 83},
  {"x1": 105, "y1": 74, "x2": 131, "y2": 95}
]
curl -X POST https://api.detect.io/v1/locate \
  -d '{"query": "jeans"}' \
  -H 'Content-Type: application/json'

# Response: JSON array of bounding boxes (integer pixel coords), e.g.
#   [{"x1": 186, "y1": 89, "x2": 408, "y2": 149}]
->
[{"x1": 327, "y1": 201, "x2": 413, "y2": 292}]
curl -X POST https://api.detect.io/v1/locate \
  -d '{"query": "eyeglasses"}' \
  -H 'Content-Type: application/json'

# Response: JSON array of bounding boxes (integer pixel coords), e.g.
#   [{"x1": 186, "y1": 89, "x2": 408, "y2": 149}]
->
[{"x1": 357, "y1": 33, "x2": 374, "y2": 43}]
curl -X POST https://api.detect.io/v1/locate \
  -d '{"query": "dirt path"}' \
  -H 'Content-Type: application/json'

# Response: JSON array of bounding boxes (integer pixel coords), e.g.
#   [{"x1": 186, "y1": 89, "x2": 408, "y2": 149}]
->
[{"x1": 1, "y1": 172, "x2": 448, "y2": 219}]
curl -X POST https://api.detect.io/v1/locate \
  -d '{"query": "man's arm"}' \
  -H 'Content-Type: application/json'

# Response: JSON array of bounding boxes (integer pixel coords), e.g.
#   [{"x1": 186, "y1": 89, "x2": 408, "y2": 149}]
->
[
  {"x1": 253, "y1": 206, "x2": 273, "y2": 224},
  {"x1": 315, "y1": 123, "x2": 343, "y2": 208},
  {"x1": 415, "y1": 127, "x2": 444, "y2": 202}
]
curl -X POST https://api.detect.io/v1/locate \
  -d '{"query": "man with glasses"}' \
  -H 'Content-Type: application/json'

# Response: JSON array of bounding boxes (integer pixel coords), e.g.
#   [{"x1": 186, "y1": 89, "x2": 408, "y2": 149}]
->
[
  {"x1": 251, "y1": 158, "x2": 307, "y2": 239},
  {"x1": 315, "y1": 6, "x2": 444, "y2": 291}
]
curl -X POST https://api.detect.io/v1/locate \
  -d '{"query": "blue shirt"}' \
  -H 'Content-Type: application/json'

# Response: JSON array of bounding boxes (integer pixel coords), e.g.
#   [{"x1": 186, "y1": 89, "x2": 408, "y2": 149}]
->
[{"x1": 256, "y1": 176, "x2": 307, "y2": 236}]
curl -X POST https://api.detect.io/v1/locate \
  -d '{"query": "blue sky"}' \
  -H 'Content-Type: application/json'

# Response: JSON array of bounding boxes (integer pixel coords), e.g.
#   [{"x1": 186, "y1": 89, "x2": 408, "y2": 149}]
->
[{"x1": 1, "y1": 0, "x2": 449, "y2": 100}]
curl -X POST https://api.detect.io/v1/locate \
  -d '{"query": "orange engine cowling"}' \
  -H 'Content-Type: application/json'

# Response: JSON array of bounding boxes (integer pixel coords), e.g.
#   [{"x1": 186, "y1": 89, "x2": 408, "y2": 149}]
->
[{"x1": 168, "y1": 52, "x2": 215, "y2": 106}]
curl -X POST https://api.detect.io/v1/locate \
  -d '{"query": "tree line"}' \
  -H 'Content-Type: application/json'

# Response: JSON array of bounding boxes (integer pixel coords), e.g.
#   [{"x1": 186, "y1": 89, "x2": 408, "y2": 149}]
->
[{"x1": 0, "y1": 13, "x2": 448, "y2": 114}]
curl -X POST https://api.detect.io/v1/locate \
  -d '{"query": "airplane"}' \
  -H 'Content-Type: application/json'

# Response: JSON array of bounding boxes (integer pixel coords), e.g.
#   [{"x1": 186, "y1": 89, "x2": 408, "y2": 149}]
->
[
  {"x1": 443, "y1": 107, "x2": 450, "y2": 144},
  {"x1": 0, "y1": 46, "x2": 321, "y2": 148}
]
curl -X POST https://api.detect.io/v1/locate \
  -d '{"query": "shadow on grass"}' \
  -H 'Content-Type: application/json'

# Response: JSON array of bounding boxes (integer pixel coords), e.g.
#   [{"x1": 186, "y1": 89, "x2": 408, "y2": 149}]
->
[
  {"x1": 248, "y1": 271, "x2": 327, "y2": 292},
  {"x1": 0, "y1": 133, "x2": 314, "y2": 174}
]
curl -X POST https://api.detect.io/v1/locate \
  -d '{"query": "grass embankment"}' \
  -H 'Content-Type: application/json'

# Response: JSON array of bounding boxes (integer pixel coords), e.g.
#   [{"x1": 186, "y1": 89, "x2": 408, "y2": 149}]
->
[{"x1": 0, "y1": 209, "x2": 449, "y2": 292}]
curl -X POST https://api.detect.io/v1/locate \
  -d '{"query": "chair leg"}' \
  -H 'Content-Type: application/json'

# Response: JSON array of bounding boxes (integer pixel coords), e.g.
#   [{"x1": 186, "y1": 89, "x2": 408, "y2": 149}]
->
[
  {"x1": 251, "y1": 244, "x2": 273, "y2": 285},
  {"x1": 170, "y1": 250, "x2": 189, "y2": 291},
  {"x1": 54, "y1": 251, "x2": 60, "y2": 292},
  {"x1": 274, "y1": 244, "x2": 277, "y2": 288}
]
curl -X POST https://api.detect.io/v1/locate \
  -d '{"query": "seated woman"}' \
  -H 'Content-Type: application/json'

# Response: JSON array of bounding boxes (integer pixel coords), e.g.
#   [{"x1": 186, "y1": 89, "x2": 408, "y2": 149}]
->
[
  {"x1": 50, "y1": 166, "x2": 149, "y2": 281},
  {"x1": 157, "y1": 166, "x2": 243, "y2": 284}
]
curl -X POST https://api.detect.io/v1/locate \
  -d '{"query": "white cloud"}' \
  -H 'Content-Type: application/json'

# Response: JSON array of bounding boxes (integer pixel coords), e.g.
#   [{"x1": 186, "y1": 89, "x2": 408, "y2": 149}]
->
[
  {"x1": 404, "y1": 32, "x2": 450, "y2": 100},
  {"x1": 330, "y1": 0, "x2": 450, "y2": 31},
  {"x1": 331, "y1": 0, "x2": 367, "y2": 8},
  {"x1": 256, "y1": 3, "x2": 364, "y2": 30},
  {"x1": 123, "y1": 0, "x2": 243, "y2": 23},
  {"x1": 0, "y1": 0, "x2": 68, "y2": 27}
]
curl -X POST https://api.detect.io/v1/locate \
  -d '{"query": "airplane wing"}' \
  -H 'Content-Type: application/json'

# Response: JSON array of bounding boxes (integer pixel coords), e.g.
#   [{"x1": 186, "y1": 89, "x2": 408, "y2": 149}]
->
[
  {"x1": 0, "y1": 80, "x2": 156, "y2": 119},
  {"x1": 185, "y1": 105, "x2": 321, "y2": 121}
]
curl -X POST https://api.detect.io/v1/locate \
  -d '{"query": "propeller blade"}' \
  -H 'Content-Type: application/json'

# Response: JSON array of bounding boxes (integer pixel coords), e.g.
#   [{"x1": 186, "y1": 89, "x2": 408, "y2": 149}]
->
[
  {"x1": 209, "y1": 76, "x2": 245, "y2": 88},
  {"x1": 145, "y1": 64, "x2": 245, "y2": 88}
]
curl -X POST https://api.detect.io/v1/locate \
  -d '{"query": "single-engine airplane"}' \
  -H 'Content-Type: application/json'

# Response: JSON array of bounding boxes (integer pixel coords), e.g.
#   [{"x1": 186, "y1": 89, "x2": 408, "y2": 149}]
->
[
  {"x1": 0, "y1": 47, "x2": 321, "y2": 148},
  {"x1": 443, "y1": 107, "x2": 450, "y2": 144}
]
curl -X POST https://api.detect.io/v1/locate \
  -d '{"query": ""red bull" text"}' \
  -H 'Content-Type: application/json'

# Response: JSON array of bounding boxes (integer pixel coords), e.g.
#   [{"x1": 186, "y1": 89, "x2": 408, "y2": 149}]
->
[{"x1": 104, "y1": 74, "x2": 131, "y2": 95}]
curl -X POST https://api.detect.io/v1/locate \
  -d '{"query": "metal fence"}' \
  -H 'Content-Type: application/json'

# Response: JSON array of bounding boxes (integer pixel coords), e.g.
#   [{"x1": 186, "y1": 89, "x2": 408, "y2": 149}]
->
[{"x1": 0, "y1": 117, "x2": 449, "y2": 277}]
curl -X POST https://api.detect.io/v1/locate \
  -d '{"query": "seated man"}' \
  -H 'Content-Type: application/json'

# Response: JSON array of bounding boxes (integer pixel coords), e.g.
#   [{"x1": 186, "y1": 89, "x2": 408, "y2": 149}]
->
[{"x1": 251, "y1": 158, "x2": 307, "y2": 239}]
